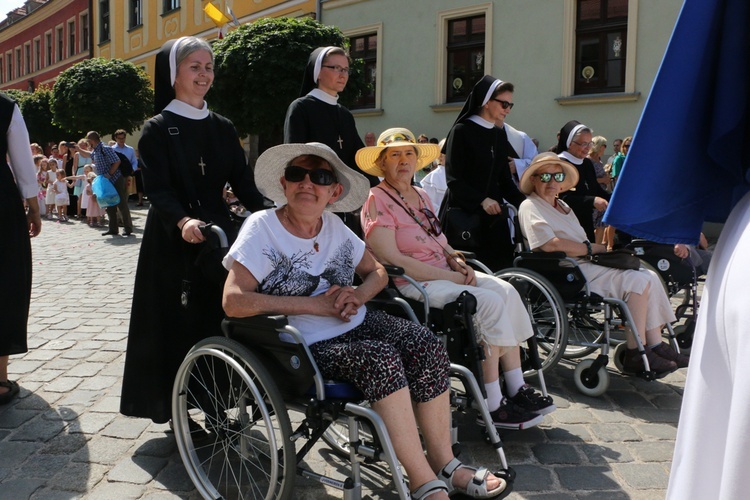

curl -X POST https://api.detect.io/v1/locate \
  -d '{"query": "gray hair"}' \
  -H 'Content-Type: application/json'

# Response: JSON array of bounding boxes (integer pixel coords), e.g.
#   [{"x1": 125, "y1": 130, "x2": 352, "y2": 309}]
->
[{"x1": 175, "y1": 37, "x2": 213, "y2": 67}]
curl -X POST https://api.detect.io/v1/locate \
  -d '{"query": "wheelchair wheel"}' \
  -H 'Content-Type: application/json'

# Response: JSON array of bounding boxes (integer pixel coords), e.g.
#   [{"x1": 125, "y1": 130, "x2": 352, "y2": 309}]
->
[
  {"x1": 172, "y1": 336, "x2": 295, "y2": 500},
  {"x1": 563, "y1": 308, "x2": 605, "y2": 359},
  {"x1": 496, "y1": 268, "x2": 568, "y2": 376},
  {"x1": 573, "y1": 359, "x2": 610, "y2": 397},
  {"x1": 612, "y1": 342, "x2": 629, "y2": 373}
]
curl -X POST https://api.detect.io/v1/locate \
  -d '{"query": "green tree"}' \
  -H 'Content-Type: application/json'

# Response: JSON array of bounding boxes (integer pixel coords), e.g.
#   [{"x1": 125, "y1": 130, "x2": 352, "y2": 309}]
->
[
  {"x1": 18, "y1": 86, "x2": 68, "y2": 147},
  {"x1": 1, "y1": 89, "x2": 30, "y2": 107},
  {"x1": 209, "y1": 17, "x2": 367, "y2": 148},
  {"x1": 52, "y1": 58, "x2": 154, "y2": 136}
]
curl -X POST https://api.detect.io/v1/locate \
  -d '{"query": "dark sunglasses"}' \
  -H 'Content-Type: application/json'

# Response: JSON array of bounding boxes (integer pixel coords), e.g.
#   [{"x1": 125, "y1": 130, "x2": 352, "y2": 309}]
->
[
  {"x1": 420, "y1": 207, "x2": 442, "y2": 236},
  {"x1": 535, "y1": 172, "x2": 566, "y2": 183},
  {"x1": 284, "y1": 165, "x2": 337, "y2": 186},
  {"x1": 491, "y1": 99, "x2": 514, "y2": 110}
]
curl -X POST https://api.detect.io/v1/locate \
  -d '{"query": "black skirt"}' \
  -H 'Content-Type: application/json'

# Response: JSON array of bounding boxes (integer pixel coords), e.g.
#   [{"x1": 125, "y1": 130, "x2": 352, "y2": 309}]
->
[{"x1": 0, "y1": 165, "x2": 31, "y2": 356}]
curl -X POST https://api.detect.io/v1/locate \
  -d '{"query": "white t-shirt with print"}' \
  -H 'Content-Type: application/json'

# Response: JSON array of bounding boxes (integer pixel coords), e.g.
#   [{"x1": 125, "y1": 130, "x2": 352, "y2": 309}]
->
[{"x1": 224, "y1": 209, "x2": 366, "y2": 344}]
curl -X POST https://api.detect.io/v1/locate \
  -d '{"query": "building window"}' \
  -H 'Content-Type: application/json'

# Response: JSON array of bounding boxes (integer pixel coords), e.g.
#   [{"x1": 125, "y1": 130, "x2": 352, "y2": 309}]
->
[
  {"x1": 56, "y1": 27, "x2": 63, "y2": 61},
  {"x1": 163, "y1": 0, "x2": 180, "y2": 13},
  {"x1": 68, "y1": 21, "x2": 76, "y2": 57},
  {"x1": 34, "y1": 39, "x2": 40, "y2": 71},
  {"x1": 0, "y1": 59, "x2": 3, "y2": 84},
  {"x1": 574, "y1": 0, "x2": 628, "y2": 95},
  {"x1": 16, "y1": 48, "x2": 22, "y2": 78},
  {"x1": 45, "y1": 33, "x2": 52, "y2": 65},
  {"x1": 6, "y1": 54, "x2": 11, "y2": 81},
  {"x1": 25, "y1": 44, "x2": 31, "y2": 75},
  {"x1": 445, "y1": 15, "x2": 486, "y2": 103},
  {"x1": 129, "y1": 0, "x2": 142, "y2": 29},
  {"x1": 81, "y1": 14, "x2": 89, "y2": 51},
  {"x1": 349, "y1": 33, "x2": 377, "y2": 109},
  {"x1": 100, "y1": 0, "x2": 110, "y2": 43}
]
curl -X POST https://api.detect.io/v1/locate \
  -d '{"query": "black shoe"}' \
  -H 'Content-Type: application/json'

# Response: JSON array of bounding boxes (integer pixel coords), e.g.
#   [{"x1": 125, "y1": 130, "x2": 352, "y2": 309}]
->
[
  {"x1": 102, "y1": 230, "x2": 119, "y2": 236},
  {"x1": 123, "y1": 230, "x2": 133, "y2": 236},
  {"x1": 477, "y1": 398, "x2": 544, "y2": 430},
  {"x1": 651, "y1": 343, "x2": 689, "y2": 368},
  {"x1": 510, "y1": 384, "x2": 556, "y2": 415},
  {"x1": 0, "y1": 380, "x2": 20, "y2": 405}
]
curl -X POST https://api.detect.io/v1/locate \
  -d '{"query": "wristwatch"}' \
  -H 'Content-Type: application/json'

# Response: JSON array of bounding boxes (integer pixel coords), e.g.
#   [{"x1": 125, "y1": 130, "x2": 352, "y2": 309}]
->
[{"x1": 583, "y1": 240, "x2": 592, "y2": 256}]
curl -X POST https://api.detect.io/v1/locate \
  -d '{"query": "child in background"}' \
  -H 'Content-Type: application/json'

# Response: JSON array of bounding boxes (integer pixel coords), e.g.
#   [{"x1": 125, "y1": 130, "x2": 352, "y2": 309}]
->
[
  {"x1": 45, "y1": 157, "x2": 58, "y2": 219},
  {"x1": 34, "y1": 155, "x2": 48, "y2": 217},
  {"x1": 52, "y1": 169, "x2": 73, "y2": 222},
  {"x1": 83, "y1": 172, "x2": 104, "y2": 226}
]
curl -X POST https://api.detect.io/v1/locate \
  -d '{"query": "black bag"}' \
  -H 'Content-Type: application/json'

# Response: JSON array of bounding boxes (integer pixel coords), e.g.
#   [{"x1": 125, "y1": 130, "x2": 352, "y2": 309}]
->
[
  {"x1": 587, "y1": 248, "x2": 641, "y2": 270},
  {"x1": 115, "y1": 152, "x2": 134, "y2": 176},
  {"x1": 441, "y1": 207, "x2": 482, "y2": 250}
]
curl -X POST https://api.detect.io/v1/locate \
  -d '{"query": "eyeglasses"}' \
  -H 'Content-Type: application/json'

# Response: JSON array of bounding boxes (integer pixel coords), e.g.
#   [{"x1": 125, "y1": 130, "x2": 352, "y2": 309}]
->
[
  {"x1": 491, "y1": 99, "x2": 514, "y2": 110},
  {"x1": 420, "y1": 207, "x2": 442, "y2": 236},
  {"x1": 321, "y1": 64, "x2": 352, "y2": 76},
  {"x1": 622, "y1": 143, "x2": 631, "y2": 149},
  {"x1": 284, "y1": 165, "x2": 337, "y2": 186},
  {"x1": 571, "y1": 140, "x2": 594, "y2": 148},
  {"x1": 534, "y1": 172, "x2": 567, "y2": 183}
]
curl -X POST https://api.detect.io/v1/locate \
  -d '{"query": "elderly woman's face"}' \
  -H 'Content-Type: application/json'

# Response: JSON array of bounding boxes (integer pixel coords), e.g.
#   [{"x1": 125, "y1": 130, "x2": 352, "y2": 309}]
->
[
  {"x1": 567, "y1": 131, "x2": 592, "y2": 160},
  {"x1": 380, "y1": 146, "x2": 418, "y2": 182},
  {"x1": 532, "y1": 165, "x2": 567, "y2": 198},
  {"x1": 281, "y1": 155, "x2": 342, "y2": 211}
]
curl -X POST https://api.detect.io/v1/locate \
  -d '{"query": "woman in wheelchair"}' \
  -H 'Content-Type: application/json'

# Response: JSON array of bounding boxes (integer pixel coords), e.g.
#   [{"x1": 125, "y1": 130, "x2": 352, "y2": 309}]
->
[
  {"x1": 518, "y1": 153, "x2": 689, "y2": 376},
  {"x1": 221, "y1": 142, "x2": 506, "y2": 499},
  {"x1": 357, "y1": 128, "x2": 555, "y2": 431}
]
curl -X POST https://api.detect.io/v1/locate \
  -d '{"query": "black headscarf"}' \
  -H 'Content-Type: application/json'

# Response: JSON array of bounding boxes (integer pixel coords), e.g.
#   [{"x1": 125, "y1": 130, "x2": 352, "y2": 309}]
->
[
  {"x1": 154, "y1": 38, "x2": 179, "y2": 115},
  {"x1": 452, "y1": 75, "x2": 503, "y2": 126},
  {"x1": 298, "y1": 46, "x2": 339, "y2": 97},
  {"x1": 556, "y1": 120, "x2": 588, "y2": 154}
]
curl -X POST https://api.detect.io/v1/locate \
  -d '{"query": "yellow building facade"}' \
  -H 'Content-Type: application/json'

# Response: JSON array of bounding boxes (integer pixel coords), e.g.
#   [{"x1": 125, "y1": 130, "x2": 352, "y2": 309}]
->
[{"x1": 94, "y1": 0, "x2": 318, "y2": 86}]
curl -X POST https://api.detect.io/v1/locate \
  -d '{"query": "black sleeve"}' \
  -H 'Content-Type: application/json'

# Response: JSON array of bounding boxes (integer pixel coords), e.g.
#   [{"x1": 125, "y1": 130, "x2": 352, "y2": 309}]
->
[
  {"x1": 445, "y1": 124, "x2": 487, "y2": 210},
  {"x1": 283, "y1": 99, "x2": 307, "y2": 144},
  {"x1": 138, "y1": 119, "x2": 190, "y2": 231}
]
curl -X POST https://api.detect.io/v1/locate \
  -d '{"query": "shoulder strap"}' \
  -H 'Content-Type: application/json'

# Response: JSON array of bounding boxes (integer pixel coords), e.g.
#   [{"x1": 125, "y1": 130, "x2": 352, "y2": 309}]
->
[{"x1": 152, "y1": 112, "x2": 205, "y2": 220}]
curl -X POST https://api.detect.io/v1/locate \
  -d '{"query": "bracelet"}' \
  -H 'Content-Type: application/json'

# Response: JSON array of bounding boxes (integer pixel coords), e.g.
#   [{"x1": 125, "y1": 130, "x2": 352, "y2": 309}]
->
[
  {"x1": 179, "y1": 218, "x2": 192, "y2": 231},
  {"x1": 583, "y1": 240, "x2": 592, "y2": 256}
]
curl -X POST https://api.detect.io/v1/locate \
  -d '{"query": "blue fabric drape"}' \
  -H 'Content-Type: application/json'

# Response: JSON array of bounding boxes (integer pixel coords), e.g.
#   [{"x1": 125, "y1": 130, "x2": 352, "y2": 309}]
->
[{"x1": 604, "y1": 0, "x2": 750, "y2": 244}]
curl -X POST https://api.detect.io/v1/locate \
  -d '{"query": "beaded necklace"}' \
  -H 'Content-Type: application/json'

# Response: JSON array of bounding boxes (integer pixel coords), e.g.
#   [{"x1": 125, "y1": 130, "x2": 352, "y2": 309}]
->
[{"x1": 382, "y1": 180, "x2": 437, "y2": 236}]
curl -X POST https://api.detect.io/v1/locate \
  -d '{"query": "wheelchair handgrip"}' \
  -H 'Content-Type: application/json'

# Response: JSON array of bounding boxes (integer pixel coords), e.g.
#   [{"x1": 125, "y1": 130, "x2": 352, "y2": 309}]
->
[
  {"x1": 383, "y1": 265, "x2": 405, "y2": 276},
  {"x1": 518, "y1": 251, "x2": 567, "y2": 260},
  {"x1": 198, "y1": 223, "x2": 229, "y2": 249}
]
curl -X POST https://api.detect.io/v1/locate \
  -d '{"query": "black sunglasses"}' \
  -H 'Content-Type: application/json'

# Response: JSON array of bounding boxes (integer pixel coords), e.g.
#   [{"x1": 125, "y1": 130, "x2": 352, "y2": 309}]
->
[
  {"x1": 535, "y1": 172, "x2": 566, "y2": 183},
  {"x1": 491, "y1": 99, "x2": 514, "y2": 110},
  {"x1": 284, "y1": 165, "x2": 337, "y2": 186},
  {"x1": 420, "y1": 207, "x2": 442, "y2": 236}
]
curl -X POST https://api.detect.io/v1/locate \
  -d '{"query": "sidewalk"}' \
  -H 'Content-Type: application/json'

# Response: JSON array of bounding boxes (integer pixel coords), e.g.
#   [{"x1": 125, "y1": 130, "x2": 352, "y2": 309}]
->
[{"x1": 0, "y1": 205, "x2": 684, "y2": 499}]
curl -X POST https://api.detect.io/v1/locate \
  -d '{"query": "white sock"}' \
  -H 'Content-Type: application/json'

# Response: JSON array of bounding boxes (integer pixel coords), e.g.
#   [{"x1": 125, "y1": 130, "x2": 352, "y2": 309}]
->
[
  {"x1": 503, "y1": 368, "x2": 525, "y2": 398},
  {"x1": 484, "y1": 380, "x2": 503, "y2": 412}
]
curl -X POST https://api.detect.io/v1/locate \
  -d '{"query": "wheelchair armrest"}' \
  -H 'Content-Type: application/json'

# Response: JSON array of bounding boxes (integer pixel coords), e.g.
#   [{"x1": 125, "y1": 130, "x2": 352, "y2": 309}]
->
[
  {"x1": 516, "y1": 251, "x2": 568, "y2": 261},
  {"x1": 223, "y1": 314, "x2": 289, "y2": 330}
]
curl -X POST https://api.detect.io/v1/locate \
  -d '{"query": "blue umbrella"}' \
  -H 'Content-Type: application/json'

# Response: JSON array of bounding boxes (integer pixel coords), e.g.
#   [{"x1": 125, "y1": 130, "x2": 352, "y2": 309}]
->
[{"x1": 604, "y1": 0, "x2": 750, "y2": 245}]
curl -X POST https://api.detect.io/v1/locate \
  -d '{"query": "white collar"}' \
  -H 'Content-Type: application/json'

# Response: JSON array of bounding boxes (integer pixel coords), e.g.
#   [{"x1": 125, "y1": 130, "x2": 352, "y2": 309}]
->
[
  {"x1": 467, "y1": 114, "x2": 494, "y2": 129},
  {"x1": 308, "y1": 88, "x2": 339, "y2": 105},
  {"x1": 163, "y1": 99, "x2": 210, "y2": 119},
  {"x1": 559, "y1": 151, "x2": 583, "y2": 165}
]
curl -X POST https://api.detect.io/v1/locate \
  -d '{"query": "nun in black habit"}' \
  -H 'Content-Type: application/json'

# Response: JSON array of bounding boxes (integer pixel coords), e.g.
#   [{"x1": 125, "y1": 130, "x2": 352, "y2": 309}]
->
[
  {"x1": 556, "y1": 120, "x2": 611, "y2": 242},
  {"x1": 120, "y1": 37, "x2": 265, "y2": 423},
  {"x1": 284, "y1": 46, "x2": 378, "y2": 235},
  {"x1": 442, "y1": 75, "x2": 526, "y2": 271}
]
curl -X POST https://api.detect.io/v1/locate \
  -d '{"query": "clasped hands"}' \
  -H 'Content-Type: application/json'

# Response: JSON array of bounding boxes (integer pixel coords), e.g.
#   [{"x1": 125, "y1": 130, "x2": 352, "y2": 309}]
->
[
  {"x1": 449, "y1": 257, "x2": 477, "y2": 286},
  {"x1": 318, "y1": 285, "x2": 361, "y2": 322}
]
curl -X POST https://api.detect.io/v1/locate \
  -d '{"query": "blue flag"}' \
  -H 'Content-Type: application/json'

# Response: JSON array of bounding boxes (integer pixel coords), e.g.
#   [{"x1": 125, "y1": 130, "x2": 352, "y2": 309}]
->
[{"x1": 604, "y1": 0, "x2": 750, "y2": 244}]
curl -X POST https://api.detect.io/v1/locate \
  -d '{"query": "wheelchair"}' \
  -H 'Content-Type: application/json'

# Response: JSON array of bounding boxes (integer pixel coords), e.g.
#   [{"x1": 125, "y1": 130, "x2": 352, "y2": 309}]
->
[
  {"x1": 626, "y1": 239, "x2": 702, "y2": 351},
  {"x1": 171, "y1": 267, "x2": 515, "y2": 497}
]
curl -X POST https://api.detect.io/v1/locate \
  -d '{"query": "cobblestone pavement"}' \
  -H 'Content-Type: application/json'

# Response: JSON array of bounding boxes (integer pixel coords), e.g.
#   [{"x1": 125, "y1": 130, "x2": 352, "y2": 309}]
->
[{"x1": 0, "y1": 203, "x2": 687, "y2": 499}]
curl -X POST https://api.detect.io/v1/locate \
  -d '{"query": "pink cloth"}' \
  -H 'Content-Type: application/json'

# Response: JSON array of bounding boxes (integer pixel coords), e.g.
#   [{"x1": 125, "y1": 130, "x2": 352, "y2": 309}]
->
[
  {"x1": 362, "y1": 185, "x2": 451, "y2": 285},
  {"x1": 84, "y1": 184, "x2": 104, "y2": 217}
]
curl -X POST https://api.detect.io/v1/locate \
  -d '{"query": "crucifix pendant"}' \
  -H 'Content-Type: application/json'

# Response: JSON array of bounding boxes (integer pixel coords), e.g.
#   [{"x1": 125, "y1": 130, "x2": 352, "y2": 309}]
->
[
  {"x1": 337, "y1": 136, "x2": 343, "y2": 149},
  {"x1": 198, "y1": 157, "x2": 206, "y2": 176}
]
